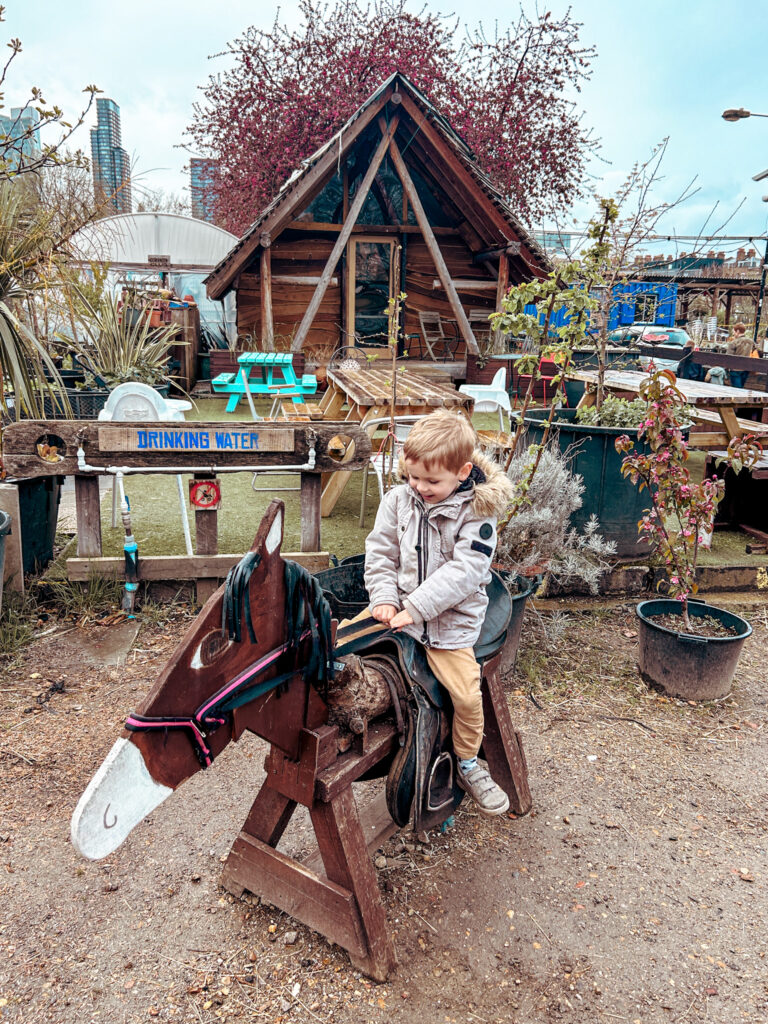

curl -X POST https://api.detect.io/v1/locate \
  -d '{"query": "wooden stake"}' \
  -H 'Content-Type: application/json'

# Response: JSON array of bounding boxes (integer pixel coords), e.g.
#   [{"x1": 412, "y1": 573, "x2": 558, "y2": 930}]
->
[{"x1": 260, "y1": 247, "x2": 274, "y2": 351}]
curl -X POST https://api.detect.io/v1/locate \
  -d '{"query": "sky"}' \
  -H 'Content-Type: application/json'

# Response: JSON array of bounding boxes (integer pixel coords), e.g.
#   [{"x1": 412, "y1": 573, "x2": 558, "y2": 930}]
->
[{"x1": 8, "y1": 0, "x2": 768, "y2": 258}]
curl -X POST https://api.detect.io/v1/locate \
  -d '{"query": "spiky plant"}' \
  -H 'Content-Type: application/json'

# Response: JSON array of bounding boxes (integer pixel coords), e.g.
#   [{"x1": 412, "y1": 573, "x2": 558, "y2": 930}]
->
[
  {"x1": 64, "y1": 289, "x2": 183, "y2": 389},
  {"x1": 0, "y1": 182, "x2": 69, "y2": 419}
]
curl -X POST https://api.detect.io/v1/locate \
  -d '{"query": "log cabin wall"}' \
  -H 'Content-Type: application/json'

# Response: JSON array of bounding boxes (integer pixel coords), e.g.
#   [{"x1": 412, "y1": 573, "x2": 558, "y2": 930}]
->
[
  {"x1": 236, "y1": 234, "x2": 342, "y2": 364},
  {"x1": 402, "y1": 236, "x2": 495, "y2": 360},
  {"x1": 234, "y1": 229, "x2": 498, "y2": 363}
]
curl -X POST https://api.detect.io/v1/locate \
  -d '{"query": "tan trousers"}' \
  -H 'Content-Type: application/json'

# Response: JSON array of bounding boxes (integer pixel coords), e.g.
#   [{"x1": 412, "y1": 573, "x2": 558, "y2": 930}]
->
[{"x1": 339, "y1": 610, "x2": 484, "y2": 760}]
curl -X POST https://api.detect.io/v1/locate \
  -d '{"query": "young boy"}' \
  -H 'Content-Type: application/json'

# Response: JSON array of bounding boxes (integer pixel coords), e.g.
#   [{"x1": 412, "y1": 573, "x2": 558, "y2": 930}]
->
[{"x1": 364, "y1": 409, "x2": 514, "y2": 816}]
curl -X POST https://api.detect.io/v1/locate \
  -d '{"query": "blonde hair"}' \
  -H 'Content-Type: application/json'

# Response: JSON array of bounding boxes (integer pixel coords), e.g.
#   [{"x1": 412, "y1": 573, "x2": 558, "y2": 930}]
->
[{"x1": 402, "y1": 409, "x2": 476, "y2": 472}]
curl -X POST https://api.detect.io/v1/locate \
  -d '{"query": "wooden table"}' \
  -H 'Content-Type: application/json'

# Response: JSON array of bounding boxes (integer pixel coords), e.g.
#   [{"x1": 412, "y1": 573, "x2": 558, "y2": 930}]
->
[
  {"x1": 570, "y1": 369, "x2": 768, "y2": 450},
  {"x1": 318, "y1": 366, "x2": 472, "y2": 515}
]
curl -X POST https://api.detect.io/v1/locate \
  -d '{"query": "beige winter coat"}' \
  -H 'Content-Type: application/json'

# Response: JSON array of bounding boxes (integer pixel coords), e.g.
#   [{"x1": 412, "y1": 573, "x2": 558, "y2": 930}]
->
[{"x1": 364, "y1": 451, "x2": 514, "y2": 649}]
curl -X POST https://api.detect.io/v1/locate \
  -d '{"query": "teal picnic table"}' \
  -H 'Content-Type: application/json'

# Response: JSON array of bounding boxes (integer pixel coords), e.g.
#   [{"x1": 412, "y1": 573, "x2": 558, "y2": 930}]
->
[{"x1": 211, "y1": 352, "x2": 318, "y2": 413}]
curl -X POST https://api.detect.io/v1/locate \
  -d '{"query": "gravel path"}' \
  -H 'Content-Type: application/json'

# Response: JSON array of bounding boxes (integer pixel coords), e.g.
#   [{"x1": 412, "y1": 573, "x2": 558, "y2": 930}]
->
[{"x1": 1, "y1": 595, "x2": 766, "y2": 1023}]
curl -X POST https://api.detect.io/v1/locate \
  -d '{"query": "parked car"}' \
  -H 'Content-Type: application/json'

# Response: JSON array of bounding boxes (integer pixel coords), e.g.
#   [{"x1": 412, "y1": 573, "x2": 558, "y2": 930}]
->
[{"x1": 607, "y1": 323, "x2": 691, "y2": 371}]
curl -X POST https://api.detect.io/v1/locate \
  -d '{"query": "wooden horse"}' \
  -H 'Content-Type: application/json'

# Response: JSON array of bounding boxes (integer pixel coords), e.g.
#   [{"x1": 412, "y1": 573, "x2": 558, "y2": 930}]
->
[{"x1": 72, "y1": 499, "x2": 531, "y2": 981}]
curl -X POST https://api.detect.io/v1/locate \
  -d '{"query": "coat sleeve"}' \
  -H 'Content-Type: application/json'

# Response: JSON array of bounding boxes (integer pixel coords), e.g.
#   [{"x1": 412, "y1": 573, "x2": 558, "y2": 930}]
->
[
  {"x1": 364, "y1": 488, "x2": 402, "y2": 609},
  {"x1": 405, "y1": 515, "x2": 497, "y2": 623}
]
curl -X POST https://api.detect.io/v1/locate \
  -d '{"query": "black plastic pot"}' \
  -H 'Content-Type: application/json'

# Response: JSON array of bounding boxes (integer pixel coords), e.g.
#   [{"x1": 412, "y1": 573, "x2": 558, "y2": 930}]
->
[
  {"x1": 636, "y1": 599, "x2": 752, "y2": 700},
  {"x1": 17, "y1": 476, "x2": 63, "y2": 573},
  {"x1": 525, "y1": 408, "x2": 660, "y2": 558},
  {"x1": 496, "y1": 572, "x2": 536, "y2": 674}
]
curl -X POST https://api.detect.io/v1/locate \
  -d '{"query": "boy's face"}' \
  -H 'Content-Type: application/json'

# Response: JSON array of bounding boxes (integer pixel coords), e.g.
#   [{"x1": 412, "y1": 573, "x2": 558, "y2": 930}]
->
[{"x1": 404, "y1": 457, "x2": 473, "y2": 504}]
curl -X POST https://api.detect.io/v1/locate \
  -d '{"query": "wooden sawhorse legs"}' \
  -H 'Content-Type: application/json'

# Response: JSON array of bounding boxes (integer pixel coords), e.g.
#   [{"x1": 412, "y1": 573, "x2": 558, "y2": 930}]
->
[{"x1": 220, "y1": 651, "x2": 531, "y2": 980}]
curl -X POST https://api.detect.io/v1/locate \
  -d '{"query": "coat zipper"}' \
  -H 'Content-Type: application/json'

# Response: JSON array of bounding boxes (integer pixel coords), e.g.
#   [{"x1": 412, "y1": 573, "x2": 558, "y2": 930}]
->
[{"x1": 417, "y1": 507, "x2": 431, "y2": 647}]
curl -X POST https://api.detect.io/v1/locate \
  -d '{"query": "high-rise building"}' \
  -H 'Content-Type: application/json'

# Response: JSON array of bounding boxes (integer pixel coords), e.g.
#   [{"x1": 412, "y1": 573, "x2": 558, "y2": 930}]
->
[
  {"x1": 190, "y1": 158, "x2": 218, "y2": 222},
  {"x1": 0, "y1": 106, "x2": 42, "y2": 172},
  {"x1": 90, "y1": 98, "x2": 131, "y2": 213}
]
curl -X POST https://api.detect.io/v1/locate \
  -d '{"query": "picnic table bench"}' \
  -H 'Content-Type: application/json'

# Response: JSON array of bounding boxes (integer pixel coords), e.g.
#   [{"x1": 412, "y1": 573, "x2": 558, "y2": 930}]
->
[
  {"x1": 316, "y1": 365, "x2": 473, "y2": 516},
  {"x1": 569, "y1": 369, "x2": 768, "y2": 450},
  {"x1": 212, "y1": 352, "x2": 318, "y2": 413}
]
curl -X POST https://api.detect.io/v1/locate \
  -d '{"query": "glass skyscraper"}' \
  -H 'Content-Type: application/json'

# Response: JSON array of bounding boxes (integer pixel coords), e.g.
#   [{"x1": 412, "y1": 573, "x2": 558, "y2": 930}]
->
[
  {"x1": 0, "y1": 106, "x2": 42, "y2": 172},
  {"x1": 90, "y1": 98, "x2": 131, "y2": 213},
  {"x1": 190, "y1": 157, "x2": 218, "y2": 222}
]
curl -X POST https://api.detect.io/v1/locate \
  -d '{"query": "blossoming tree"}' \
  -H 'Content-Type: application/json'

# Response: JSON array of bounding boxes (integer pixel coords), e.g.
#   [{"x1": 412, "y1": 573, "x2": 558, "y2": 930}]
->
[{"x1": 187, "y1": 0, "x2": 596, "y2": 234}]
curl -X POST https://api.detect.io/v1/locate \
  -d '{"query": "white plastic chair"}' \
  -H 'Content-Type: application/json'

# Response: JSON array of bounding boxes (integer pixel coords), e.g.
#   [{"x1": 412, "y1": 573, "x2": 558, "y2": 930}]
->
[
  {"x1": 359, "y1": 415, "x2": 427, "y2": 524},
  {"x1": 98, "y1": 383, "x2": 194, "y2": 555},
  {"x1": 458, "y1": 366, "x2": 512, "y2": 431},
  {"x1": 97, "y1": 382, "x2": 192, "y2": 422}
]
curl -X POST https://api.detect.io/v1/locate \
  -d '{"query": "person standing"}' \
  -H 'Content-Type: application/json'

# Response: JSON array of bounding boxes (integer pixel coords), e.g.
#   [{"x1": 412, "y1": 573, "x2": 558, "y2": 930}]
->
[{"x1": 726, "y1": 323, "x2": 752, "y2": 388}]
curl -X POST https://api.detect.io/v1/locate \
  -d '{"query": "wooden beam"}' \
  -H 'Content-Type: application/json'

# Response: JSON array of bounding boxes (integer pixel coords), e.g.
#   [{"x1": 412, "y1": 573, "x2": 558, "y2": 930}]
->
[
  {"x1": 2, "y1": 420, "x2": 372, "y2": 478},
  {"x1": 432, "y1": 279, "x2": 496, "y2": 291},
  {"x1": 75, "y1": 475, "x2": 102, "y2": 557},
  {"x1": 284, "y1": 221, "x2": 459, "y2": 236},
  {"x1": 493, "y1": 253, "x2": 510, "y2": 349},
  {"x1": 290, "y1": 115, "x2": 400, "y2": 353},
  {"x1": 385, "y1": 125, "x2": 478, "y2": 354},
  {"x1": 300, "y1": 472, "x2": 322, "y2": 551},
  {"x1": 397, "y1": 91, "x2": 546, "y2": 275},
  {"x1": 260, "y1": 247, "x2": 274, "y2": 351},
  {"x1": 66, "y1": 551, "x2": 330, "y2": 581}
]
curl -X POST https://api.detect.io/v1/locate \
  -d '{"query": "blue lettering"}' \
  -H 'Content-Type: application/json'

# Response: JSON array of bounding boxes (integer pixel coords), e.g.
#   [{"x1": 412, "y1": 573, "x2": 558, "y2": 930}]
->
[
  {"x1": 188, "y1": 433, "x2": 199, "y2": 449},
  {"x1": 215, "y1": 432, "x2": 233, "y2": 450},
  {"x1": 250, "y1": 433, "x2": 259, "y2": 450},
  {"x1": 200, "y1": 433, "x2": 210, "y2": 449},
  {"x1": 137, "y1": 430, "x2": 148, "y2": 449},
  {"x1": 149, "y1": 430, "x2": 159, "y2": 448}
]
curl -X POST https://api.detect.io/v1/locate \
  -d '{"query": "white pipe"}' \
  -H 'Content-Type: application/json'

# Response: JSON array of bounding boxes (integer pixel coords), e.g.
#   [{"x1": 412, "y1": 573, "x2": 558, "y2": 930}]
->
[
  {"x1": 76, "y1": 445, "x2": 316, "y2": 475},
  {"x1": 176, "y1": 474, "x2": 194, "y2": 556}
]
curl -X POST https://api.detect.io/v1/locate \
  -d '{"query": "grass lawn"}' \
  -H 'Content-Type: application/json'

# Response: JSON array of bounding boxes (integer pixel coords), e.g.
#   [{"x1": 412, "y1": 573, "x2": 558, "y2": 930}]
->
[{"x1": 97, "y1": 397, "x2": 506, "y2": 561}]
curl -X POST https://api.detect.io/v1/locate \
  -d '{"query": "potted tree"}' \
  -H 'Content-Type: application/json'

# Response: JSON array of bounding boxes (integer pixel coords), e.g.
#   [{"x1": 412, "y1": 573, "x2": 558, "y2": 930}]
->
[{"x1": 616, "y1": 371, "x2": 759, "y2": 700}]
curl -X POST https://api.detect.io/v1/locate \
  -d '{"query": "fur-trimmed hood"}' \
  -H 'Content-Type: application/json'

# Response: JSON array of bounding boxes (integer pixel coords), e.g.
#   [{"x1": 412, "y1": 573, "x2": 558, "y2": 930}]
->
[{"x1": 397, "y1": 448, "x2": 513, "y2": 518}]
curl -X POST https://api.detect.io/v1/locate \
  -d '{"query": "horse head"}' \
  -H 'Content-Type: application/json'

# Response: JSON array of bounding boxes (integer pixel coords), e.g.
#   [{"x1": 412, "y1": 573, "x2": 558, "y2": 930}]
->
[{"x1": 71, "y1": 499, "x2": 333, "y2": 860}]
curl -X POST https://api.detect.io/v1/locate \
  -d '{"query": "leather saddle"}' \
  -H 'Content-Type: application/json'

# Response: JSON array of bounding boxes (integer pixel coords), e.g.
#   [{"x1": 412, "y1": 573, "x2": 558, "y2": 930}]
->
[{"x1": 325, "y1": 563, "x2": 512, "y2": 832}]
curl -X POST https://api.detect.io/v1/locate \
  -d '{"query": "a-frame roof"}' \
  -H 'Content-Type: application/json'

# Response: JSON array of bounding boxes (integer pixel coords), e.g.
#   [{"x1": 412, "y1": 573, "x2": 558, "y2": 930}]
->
[{"x1": 206, "y1": 73, "x2": 550, "y2": 300}]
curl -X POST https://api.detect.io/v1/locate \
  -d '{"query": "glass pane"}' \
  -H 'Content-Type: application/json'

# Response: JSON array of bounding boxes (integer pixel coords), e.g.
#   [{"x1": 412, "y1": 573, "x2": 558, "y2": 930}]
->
[{"x1": 355, "y1": 242, "x2": 391, "y2": 345}]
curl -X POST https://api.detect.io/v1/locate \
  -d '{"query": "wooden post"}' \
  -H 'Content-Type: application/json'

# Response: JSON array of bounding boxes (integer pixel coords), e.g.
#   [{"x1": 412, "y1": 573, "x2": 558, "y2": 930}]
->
[
  {"x1": 0, "y1": 482, "x2": 24, "y2": 595},
  {"x1": 261, "y1": 246, "x2": 274, "y2": 351},
  {"x1": 75, "y1": 475, "x2": 103, "y2": 558},
  {"x1": 300, "y1": 473, "x2": 322, "y2": 551},
  {"x1": 385, "y1": 125, "x2": 479, "y2": 355},
  {"x1": 493, "y1": 253, "x2": 510, "y2": 350},
  {"x1": 291, "y1": 115, "x2": 400, "y2": 353},
  {"x1": 194, "y1": 473, "x2": 219, "y2": 605}
]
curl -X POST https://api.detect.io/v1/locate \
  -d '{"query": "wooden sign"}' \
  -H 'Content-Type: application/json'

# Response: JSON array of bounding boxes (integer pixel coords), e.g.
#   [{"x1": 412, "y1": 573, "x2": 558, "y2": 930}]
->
[
  {"x1": 98, "y1": 426, "x2": 294, "y2": 454},
  {"x1": 1, "y1": 420, "x2": 372, "y2": 478}
]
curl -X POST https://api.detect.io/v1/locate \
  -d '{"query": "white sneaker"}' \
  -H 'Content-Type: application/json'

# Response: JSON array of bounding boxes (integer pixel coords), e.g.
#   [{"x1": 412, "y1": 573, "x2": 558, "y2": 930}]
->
[{"x1": 457, "y1": 763, "x2": 510, "y2": 817}]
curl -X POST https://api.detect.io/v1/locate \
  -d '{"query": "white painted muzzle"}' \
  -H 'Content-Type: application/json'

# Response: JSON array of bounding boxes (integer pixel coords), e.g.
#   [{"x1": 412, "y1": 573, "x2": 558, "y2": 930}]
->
[{"x1": 71, "y1": 738, "x2": 172, "y2": 860}]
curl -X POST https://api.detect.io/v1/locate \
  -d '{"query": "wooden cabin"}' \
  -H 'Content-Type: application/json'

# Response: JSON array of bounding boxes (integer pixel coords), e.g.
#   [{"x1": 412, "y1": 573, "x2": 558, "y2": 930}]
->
[{"x1": 205, "y1": 73, "x2": 551, "y2": 370}]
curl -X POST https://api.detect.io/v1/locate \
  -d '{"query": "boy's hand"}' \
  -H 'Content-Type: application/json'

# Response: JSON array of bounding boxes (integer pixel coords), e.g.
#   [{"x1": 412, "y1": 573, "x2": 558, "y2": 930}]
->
[
  {"x1": 371, "y1": 604, "x2": 398, "y2": 624},
  {"x1": 389, "y1": 608, "x2": 414, "y2": 629}
]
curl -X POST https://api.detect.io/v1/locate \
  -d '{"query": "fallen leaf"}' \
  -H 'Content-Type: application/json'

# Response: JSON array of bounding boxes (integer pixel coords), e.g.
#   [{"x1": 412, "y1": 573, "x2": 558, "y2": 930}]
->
[{"x1": 575, "y1": 880, "x2": 586, "y2": 889}]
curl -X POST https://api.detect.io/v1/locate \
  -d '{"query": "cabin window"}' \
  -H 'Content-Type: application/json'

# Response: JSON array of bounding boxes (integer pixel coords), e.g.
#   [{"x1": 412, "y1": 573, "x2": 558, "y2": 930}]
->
[{"x1": 301, "y1": 173, "x2": 344, "y2": 224}]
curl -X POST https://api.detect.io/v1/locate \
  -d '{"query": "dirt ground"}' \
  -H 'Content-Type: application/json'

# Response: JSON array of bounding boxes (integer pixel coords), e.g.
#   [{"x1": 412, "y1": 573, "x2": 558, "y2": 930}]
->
[{"x1": 1, "y1": 592, "x2": 767, "y2": 1024}]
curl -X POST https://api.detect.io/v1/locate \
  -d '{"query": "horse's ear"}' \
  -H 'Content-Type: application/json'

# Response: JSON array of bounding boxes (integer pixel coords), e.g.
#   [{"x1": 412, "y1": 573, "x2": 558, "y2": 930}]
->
[{"x1": 249, "y1": 498, "x2": 284, "y2": 556}]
